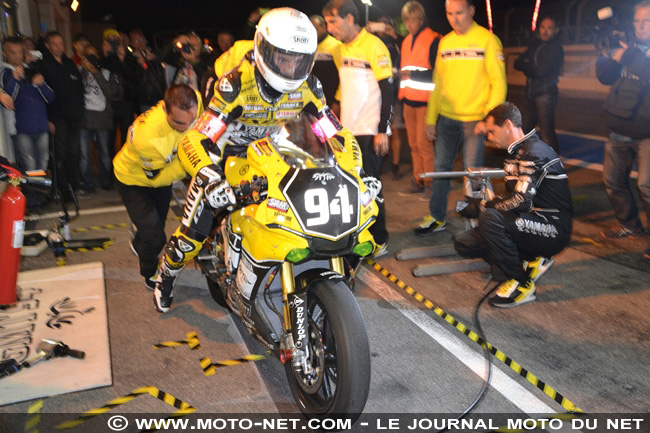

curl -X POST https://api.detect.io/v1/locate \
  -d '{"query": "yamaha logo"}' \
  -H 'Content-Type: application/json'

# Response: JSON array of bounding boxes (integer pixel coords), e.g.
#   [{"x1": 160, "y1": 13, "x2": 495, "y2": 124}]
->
[
  {"x1": 291, "y1": 35, "x2": 309, "y2": 44},
  {"x1": 313, "y1": 172, "x2": 335, "y2": 185}
]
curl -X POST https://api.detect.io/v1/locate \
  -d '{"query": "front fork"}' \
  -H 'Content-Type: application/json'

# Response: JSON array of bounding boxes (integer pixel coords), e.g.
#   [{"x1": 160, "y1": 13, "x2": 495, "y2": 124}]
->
[{"x1": 280, "y1": 257, "x2": 345, "y2": 367}]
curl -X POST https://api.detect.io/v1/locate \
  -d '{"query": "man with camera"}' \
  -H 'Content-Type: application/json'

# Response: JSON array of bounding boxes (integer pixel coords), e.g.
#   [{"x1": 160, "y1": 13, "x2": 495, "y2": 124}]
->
[
  {"x1": 77, "y1": 44, "x2": 121, "y2": 196},
  {"x1": 1, "y1": 37, "x2": 54, "y2": 176},
  {"x1": 163, "y1": 32, "x2": 209, "y2": 91},
  {"x1": 596, "y1": 0, "x2": 650, "y2": 260}
]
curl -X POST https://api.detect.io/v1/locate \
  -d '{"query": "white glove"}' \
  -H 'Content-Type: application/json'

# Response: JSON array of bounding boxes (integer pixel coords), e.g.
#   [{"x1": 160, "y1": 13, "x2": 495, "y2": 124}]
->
[
  {"x1": 205, "y1": 180, "x2": 236, "y2": 209},
  {"x1": 362, "y1": 176, "x2": 382, "y2": 200}
]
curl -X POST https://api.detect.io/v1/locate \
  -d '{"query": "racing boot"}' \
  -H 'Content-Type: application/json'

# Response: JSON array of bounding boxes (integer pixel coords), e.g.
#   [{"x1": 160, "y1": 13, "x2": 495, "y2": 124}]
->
[
  {"x1": 153, "y1": 257, "x2": 183, "y2": 313},
  {"x1": 524, "y1": 256, "x2": 554, "y2": 282}
]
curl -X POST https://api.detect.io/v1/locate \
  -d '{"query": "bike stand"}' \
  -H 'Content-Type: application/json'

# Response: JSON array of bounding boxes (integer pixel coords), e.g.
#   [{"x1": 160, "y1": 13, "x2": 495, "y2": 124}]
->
[{"x1": 396, "y1": 245, "x2": 490, "y2": 277}]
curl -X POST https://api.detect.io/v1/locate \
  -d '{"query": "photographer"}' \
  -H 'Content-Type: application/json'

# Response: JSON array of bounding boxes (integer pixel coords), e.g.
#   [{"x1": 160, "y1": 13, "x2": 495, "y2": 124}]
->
[
  {"x1": 162, "y1": 32, "x2": 209, "y2": 91},
  {"x1": 78, "y1": 44, "x2": 121, "y2": 196},
  {"x1": 101, "y1": 29, "x2": 137, "y2": 155},
  {"x1": 129, "y1": 29, "x2": 166, "y2": 113},
  {"x1": 595, "y1": 1, "x2": 650, "y2": 257},
  {"x1": 1, "y1": 37, "x2": 54, "y2": 176}
]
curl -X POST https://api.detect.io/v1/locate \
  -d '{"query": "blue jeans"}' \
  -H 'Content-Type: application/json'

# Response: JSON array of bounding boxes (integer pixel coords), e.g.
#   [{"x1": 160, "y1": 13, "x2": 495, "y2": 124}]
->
[
  {"x1": 79, "y1": 128, "x2": 112, "y2": 190},
  {"x1": 12, "y1": 132, "x2": 49, "y2": 172},
  {"x1": 428, "y1": 116, "x2": 485, "y2": 221},
  {"x1": 522, "y1": 93, "x2": 559, "y2": 154},
  {"x1": 603, "y1": 134, "x2": 650, "y2": 231}
]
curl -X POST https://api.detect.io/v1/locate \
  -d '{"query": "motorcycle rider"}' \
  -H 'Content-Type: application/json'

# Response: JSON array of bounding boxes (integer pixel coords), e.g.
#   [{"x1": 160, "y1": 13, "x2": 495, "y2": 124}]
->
[{"x1": 153, "y1": 7, "x2": 375, "y2": 312}]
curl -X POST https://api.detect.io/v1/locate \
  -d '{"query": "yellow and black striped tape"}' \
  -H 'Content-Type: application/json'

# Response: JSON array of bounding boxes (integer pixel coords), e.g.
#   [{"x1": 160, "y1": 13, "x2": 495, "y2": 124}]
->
[
  {"x1": 154, "y1": 331, "x2": 201, "y2": 350},
  {"x1": 200, "y1": 355, "x2": 267, "y2": 376},
  {"x1": 24, "y1": 399, "x2": 43, "y2": 433},
  {"x1": 55, "y1": 386, "x2": 195, "y2": 430},
  {"x1": 366, "y1": 258, "x2": 582, "y2": 413},
  {"x1": 71, "y1": 223, "x2": 130, "y2": 233},
  {"x1": 65, "y1": 240, "x2": 114, "y2": 253}
]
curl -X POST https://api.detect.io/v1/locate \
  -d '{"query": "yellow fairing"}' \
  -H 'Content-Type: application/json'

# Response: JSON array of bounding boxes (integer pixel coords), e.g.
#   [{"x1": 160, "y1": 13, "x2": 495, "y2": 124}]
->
[{"x1": 224, "y1": 138, "x2": 379, "y2": 263}]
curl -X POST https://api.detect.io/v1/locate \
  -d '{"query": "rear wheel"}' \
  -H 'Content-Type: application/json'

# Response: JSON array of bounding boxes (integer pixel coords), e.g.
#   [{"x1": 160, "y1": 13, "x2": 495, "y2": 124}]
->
[{"x1": 285, "y1": 279, "x2": 370, "y2": 425}]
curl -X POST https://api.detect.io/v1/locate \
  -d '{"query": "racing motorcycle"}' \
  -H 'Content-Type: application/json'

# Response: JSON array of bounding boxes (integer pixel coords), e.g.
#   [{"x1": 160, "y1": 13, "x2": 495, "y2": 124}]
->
[{"x1": 195, "y1": 132, "x2": 378, "y2": 422}]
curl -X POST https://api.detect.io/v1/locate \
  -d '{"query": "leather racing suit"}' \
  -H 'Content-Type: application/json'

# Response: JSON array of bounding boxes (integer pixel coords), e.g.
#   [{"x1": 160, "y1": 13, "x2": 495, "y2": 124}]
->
[{"x1": 155, "y1": 54, "x2": 363, "y2": 312}]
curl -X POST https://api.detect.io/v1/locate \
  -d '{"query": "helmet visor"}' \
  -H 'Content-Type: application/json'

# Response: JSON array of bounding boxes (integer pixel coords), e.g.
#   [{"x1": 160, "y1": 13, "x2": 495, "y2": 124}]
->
[{"x1": 258, "y1": 37, "x2": 315, "y2": 81}]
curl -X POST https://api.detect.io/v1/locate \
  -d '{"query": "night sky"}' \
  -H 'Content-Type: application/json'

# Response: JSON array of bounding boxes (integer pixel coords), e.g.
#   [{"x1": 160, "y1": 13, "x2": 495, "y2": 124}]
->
[{"x1": 78, "y1": 0, "x2": 634, "y2": 47}]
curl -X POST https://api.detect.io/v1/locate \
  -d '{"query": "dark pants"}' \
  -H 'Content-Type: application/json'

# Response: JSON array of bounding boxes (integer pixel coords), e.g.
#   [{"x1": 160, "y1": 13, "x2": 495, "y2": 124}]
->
[
  {"x1": 603, "y1": 135, "x2": 650, "y2": 231},
  {"x1": 51, "y1": 116, "x2": 81, "y2": 193},
  {"x1": 522, "y1": 93, "x2": 560, "y2": 154},
  {"x1": 453, "y1": 208, "x2": 571, "y2": 282},
  {"x1": 356, "y1": 135, "x2": 388, "y2": 244},
  {"x1": 117, "y1": 180, "x2": 173, "y2": 279}
]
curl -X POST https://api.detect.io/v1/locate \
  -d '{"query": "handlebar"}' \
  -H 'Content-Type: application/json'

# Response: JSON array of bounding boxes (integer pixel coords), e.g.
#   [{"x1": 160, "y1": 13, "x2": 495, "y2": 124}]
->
[{"x1": 420, "y1": 168, "x2": 505, "y2": 179}]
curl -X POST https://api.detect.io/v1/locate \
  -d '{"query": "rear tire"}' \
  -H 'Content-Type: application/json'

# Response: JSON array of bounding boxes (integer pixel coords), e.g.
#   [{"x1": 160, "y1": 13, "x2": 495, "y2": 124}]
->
[{"x1": 285, "y1": 279, "x2": 370, "y2": 425}]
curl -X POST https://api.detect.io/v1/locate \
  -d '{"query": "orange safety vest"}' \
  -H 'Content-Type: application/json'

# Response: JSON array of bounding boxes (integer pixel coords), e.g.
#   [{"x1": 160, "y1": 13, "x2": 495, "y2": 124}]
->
[{"x1": 398, "y1": 28, "x2": 439, "y2": 103}]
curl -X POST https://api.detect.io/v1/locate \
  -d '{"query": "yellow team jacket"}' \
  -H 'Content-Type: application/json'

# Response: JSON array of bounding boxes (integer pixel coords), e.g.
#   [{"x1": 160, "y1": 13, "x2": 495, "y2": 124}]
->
[
  {"x1": 113, "y1": 98, "x2": 203, "y2": 187},
  {"x1": 426, "y1": 22, "x2": 506, "y2": 125}
]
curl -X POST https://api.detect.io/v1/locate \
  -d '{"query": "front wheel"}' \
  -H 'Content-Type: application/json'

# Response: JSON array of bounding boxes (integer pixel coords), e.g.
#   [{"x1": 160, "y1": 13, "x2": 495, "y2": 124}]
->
[{"x1": 285, "y1": 279, "x2": 370, "y2": 425}]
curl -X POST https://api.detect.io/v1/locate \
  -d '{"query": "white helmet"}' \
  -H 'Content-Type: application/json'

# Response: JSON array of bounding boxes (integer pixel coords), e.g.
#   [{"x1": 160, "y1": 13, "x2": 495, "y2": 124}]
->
[{"x1": 254, "y1": 8, "x2": 317, "y2": 93}]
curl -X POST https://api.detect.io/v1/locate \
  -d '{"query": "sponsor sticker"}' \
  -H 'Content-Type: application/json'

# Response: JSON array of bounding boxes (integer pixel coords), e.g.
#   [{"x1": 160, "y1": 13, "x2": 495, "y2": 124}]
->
[
  {"x1": 196, "y1": 111, "x2": 227, "y2": 143},
  {"x1": 268, "y1": 198, "x2": 289, "y2": 212},
  {"x1": 288, "y1": 91, "x2": 302, "y2": 101}
]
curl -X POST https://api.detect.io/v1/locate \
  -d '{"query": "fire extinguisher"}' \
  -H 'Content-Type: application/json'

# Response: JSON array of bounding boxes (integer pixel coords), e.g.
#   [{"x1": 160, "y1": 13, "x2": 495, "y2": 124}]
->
[{"x1": 0, "y1": 164, "x2": 26, "y2": 306}]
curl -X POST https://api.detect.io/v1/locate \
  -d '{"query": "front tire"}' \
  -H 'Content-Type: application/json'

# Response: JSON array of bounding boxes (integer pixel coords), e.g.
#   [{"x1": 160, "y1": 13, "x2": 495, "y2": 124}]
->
[{"x1": 285, "y1": 279, "x2": 370, "y2": 425}]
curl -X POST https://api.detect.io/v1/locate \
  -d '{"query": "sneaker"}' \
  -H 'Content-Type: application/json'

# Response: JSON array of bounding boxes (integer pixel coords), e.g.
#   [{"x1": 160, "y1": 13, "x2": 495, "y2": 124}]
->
[
  {"x1": 144, "y1": 276, "x2": 156, "y2": 290},
  {"x1": 643, "y1": 248, "x2": 650, "y2": 260},
  {"x1": 489, "y1": 279, "x2": 536, "y2": 308},
  {"x1": 414, "y1": 215, "x2": 446, "y2": 237},
  {"x1": 372, "y1": 242, "x2": 388, "y2": 258},
  {"x1": 153, "y1": 282, "x2": 173, "y2": 313},
  {"x1": 398, "y1": 183, "x2": 425, "y2": 197},
  {"x1": 78, "y1": 188, "x2": 96, "y2": 199},
  {"x1": 524, "y1": 256, "x2": 554, "y2": 282},
  {"x1": 601, "y1": 226, "x2": 648, "y2": 239}
]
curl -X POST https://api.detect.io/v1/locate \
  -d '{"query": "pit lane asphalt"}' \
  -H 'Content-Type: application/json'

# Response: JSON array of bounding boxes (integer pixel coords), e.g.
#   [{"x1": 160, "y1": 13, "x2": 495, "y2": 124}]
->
[{"x1": 2, "y1": 88, "x2": 649, "y2": 430}]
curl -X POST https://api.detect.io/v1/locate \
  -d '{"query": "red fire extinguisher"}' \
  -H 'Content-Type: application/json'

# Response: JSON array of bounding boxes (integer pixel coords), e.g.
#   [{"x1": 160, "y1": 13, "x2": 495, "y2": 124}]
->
[{"x1": 0, "y1": 164, "x2": 26, "y2": 306}]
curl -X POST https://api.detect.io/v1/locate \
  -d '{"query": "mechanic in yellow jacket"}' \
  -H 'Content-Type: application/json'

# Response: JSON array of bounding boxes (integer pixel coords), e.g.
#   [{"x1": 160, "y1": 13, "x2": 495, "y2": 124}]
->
[
  {"x1": 113, "y1": 84, "x2": 203, "y2": 289},
  {"x1": 154, "y1": 8, "x2": 370, "y2": 313}
]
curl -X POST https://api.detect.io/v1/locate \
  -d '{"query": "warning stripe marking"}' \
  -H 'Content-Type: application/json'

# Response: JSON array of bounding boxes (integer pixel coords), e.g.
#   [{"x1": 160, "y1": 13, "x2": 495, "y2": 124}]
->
[
  {"x1": 65, "y1": 240, "x2": 114, "y2": 253},
  {"x1": 200, "y1": 355, "x2": 267, "y2": 376},
  {"x1": 366, "y1": 258, "x2": 582, "y2": 413},
  {"x1": 24, "y1": 399, "x2": 43, "y2": 433},
  {"x1": 154, "y1": 331, "x2": 201, "y2": 350},
  {"x1": 54, "y1": 386, "x2": 195, "y2": 430},
  {"x1": 71, "y1": 223, "x2": 130, "y2": 233}
]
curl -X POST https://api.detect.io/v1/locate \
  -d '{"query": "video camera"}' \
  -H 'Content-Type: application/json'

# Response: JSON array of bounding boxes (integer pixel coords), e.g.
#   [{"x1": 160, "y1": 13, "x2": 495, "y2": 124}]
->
[
  {"x1": 594, "y1": 6, "x2": 630, "y2": 52},
  {"x1": 176, "y1": 41, "x2": 194, "y2": 54}
]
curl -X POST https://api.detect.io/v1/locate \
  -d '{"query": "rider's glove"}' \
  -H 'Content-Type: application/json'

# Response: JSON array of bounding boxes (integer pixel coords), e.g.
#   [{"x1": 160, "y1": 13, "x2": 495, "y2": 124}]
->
[
  {"x1": 205, "y1": 179, "x2": 236, "y2": 210},
  {"x1": 362, "y1": 176, "x2": 382, "y2": 201},
  {"x1": 196, "y1": 164, "x2": 236, "y2": 210}
]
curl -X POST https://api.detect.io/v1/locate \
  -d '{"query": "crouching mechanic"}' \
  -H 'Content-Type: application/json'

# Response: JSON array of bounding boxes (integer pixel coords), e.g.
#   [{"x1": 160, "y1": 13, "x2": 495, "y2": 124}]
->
[
  {"x1": 153, "y1": 7, "x2": 374, "y2": 312},
  {"x1": 453, "y1": 102, "x2": 573, "y2": 308}
]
